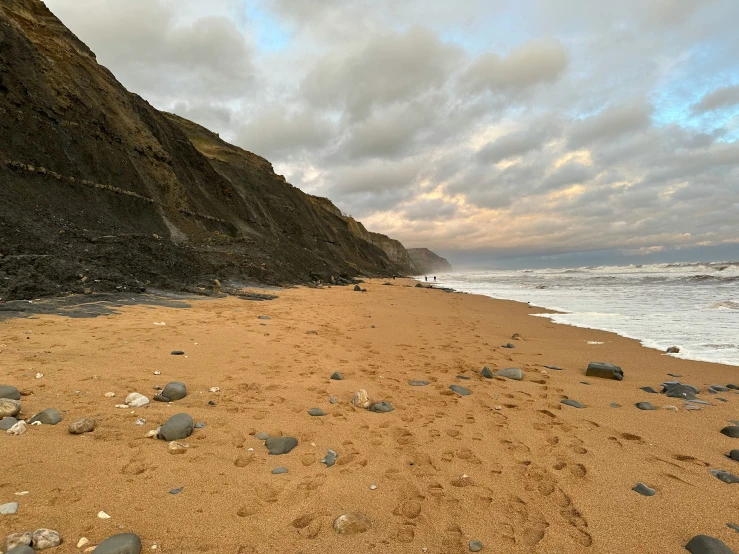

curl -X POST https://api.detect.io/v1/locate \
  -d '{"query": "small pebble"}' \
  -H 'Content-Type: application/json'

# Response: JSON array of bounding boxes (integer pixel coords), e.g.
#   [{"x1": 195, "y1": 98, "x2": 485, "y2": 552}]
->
[
  {"x1": 369, "y1": 484, "x2": 377, "y2": 490},
  {"x1": 330, "y1": 371, "x2": 343, "y2": 381},
  {"x1": 135, "y1": 418, "x2": 146, "y2": 425},
  {"x1": 171, "y1": 351, "x2": 184, "y2": 356},
  {"x1": 208, "y1": 387, "x2": 220, "y2": 393},
  {"x1": 153, "y1": 371, "x2": 161, "y2": 375},
  {"x1": 469, "y1": 540, "x2": 483, "y2": 552},
  {"x1": 321, "y1": 449, "x2": 338, "y2": 467},
  {"x1": 77, "y1": 538, "x2": 90, "y2": 548},
  {"x1": 272, "y1": 467, "x2": 288, "y2": 474},
  {"x1": 194, "y1": 422, "x2": 206, "y2": 429},
  {"x1": 308, "y1": 408, "x2": 327, "y2": 416},
  {"x1": 35, "y1": 373, "x2": 43, "y2": 379},
  {"x1": 104, "y1": 392, "x2": 115, "y2": 398},
  {"x1": 168, "y1": 441, "x2": 189, "y2": 455},
  {"x1": 635, "y1": 402, "x2": 657, "y2": 411},
  {"x1": 0, "y1": 501, "x2": 19, "y2": 514},
  {"x1": 169, "y1": 487, "x2": 184, "y2": 495},
  {"x1": 329, "y1": 396, "x2": 337, "y2": 404},
  {"x1": 632, "y1": 482, "x2": 656, "y2": 496},
  {"x1": 98, "y1": 510, "x2": 111, "y2": 519}
]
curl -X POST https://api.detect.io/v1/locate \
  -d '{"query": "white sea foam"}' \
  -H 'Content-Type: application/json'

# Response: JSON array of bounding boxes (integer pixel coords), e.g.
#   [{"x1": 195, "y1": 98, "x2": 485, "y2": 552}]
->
[{"x1": 430, "y1": 262, "x2": 739, "y2": 367}]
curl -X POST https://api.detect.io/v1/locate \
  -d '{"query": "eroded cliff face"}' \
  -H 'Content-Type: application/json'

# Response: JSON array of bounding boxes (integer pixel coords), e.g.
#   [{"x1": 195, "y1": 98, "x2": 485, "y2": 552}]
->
[
  {"x1": 307, "y1": 197, "x2": 416, "y2": 274},
  {"x1": 408, "y1": 248, "x2": 453, "y2": 275},
  {"x1": 0, "y1": 0, "x2": 406, "y2": 299}
]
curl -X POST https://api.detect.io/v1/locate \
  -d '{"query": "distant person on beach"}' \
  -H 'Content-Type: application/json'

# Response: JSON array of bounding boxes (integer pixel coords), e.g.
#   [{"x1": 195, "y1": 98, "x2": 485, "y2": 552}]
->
[
  {"x1": 425, "y1": 276, "x2": 428, "y2": 281},
  {"x1": 433, "y1": 276, "x2": 437, "y2": 282}
]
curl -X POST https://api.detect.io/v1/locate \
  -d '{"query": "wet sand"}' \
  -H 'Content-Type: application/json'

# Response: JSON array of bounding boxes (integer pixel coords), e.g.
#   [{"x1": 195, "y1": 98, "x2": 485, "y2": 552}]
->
[{"x1": 1, "y1": 279, "x2": 738, "y2": 553}]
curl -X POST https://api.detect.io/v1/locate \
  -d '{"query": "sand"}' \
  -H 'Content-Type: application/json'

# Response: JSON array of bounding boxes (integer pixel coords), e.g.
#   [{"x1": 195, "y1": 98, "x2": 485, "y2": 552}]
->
[{"x1": 1, "y1": 279, "x2": 738, "y2": 553}]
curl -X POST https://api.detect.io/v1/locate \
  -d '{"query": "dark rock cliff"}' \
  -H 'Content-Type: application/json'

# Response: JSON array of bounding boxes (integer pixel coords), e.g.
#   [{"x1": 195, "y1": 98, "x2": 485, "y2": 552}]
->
[
  {"x1": 408, "y1": 248, "x2": 453, "y2": 275},
  {"x1": 0, "y1": 0, "x2": 407, "y2": 300}
]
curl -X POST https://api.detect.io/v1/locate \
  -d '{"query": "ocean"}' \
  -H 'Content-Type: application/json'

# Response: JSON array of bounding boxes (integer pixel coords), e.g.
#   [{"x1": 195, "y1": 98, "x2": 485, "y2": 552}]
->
[{"x1": 431, "y1": 262, "x2": 739, "y2": 367}]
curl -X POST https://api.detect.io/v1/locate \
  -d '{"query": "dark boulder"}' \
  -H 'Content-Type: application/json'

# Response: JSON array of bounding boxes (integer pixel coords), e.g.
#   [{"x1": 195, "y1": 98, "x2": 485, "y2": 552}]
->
[{"x1": 586, "y1": 362, "x2": 623, "y2": 380}]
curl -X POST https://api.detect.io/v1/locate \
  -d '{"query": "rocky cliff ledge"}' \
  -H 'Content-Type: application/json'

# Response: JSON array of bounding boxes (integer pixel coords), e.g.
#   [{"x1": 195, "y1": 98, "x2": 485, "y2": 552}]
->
[{"x1": 408, "y1": 248, "x2": 453, "y2": 275}]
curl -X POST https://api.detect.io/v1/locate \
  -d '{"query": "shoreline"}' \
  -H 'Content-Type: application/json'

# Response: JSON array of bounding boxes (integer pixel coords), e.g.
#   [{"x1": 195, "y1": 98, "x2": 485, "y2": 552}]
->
[
  {"x1": 421, "y1": 276, "x2": 739, "y2": 369},
  {"x1": 1, "y1": 278, "x2": 738, "y2": 553}
]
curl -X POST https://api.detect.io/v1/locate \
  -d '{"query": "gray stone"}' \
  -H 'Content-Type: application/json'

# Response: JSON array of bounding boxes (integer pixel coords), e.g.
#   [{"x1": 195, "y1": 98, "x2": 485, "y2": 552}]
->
[
  {"x1": 170, "y1": 350, "x2": 184, "y2": 355},
  {"x1": 6, "y1": 547, "x2": 35, "y2": 554},
  {"x1": 0, "y1": 501, "x2": 19, "y2": 514},
  {"x1": 632, "y1": 483, "x2": 656, "y2": 496},
  {"x1": 409, "y1": 380, "x2": 430, "y2": 386},
  {"x1": 68, "y1": 418, "x2": 96, "y2": 434},
  {"x1": 162, "y1": 381, "x2": 187, "y2": 401},
  {"x1": 0, "y1": 398, "x2": 21, "y2": 418},
  {"x1": 729, "y1": 450, "x2": 739, "y2": 462},
  {"x1": 481, "y1": 366, "x2": 494, "y2": 379},
  {"x1": 635, "y1": 402, "x2": 656, "y2": 411},
  {"x1": 710, "y1": 469, "x2": 739, "y2": 484},
  {"x1": 501, "y1": 343, "x2": 515, "y2": 348},
  {"x1": 667, "y1": 373, "x2": 682, "y2": 377},
  {"x1": 544, "y1": 365, "x2": 563, "y2": 371},
  {"x1": 153, "y1": 394, "x2": 170, "y2": 402},
  {"x1": 449, "y1": 385, "x2": 471, "y2": 396},
  {"x1": 265, "y1": 436, "x2": 298, "y2": 455},
  {"x1": 727, "y1": 523, "x2": 739, "y2": 533},
  {"x1": 2, "y1": 531, "x2": 32, "y2": 552},
  {"x1": 93, "y1": 532, "x2": 142, "y2": 554},
  {"x1": 640, "y1": 386, "x2": 658, "y2": 394},
  {"x1": 561, "y1": 399, "x2": 584, "y2": 409},
  {"x1": 329, "y1": 396, "x2": 337, "y2": 404},
  {"x1": 257, "y1": 315, "x2": 271, "y2": 320},
  {"x1": 194, "y1": 422, "x2": 206, "y2": 429},
  {"x1": 456, "y1": 375, "x2": 471, "y2": 380},
  {"x1": 28, "y1": 408, "x2": 62, "y2": 425},
  {"x1": 0, "y1": 386, "x2": 21, "y2": 400},
  {"x1": 469, "y1": 540, "x2": 483, "y2": 552},
  {"x1": 330, "y1": 371, "x2": 343, "y2": 380},
  {"x1": 254, "y1": 432, "x2": 269, "y2": 440},
  {"x1": 711, "y1": 385, "x2": 730, "y2": 392},
  {"x1": 170, "y1": 487, "x2": 183, "y2": 495},
  {"x1": 610, "y1": 403, "x2": 621, "y2": 408},
  {"x1": 586, "y1": 362, "x2": 623, "y2": 380},
  {"x1": 159, "y1": 413, "x2": 193, "y2": 441},
  {"x1": 272, "y1": 467, "x2": 288, "y2": 474},
  {"x1": 580, "y1": 381, "x2": 590, "y2": 385},
  {"x1": 666, "y1": 346, "x2": 680, "y2": 354},
  {"x1": 0, "y1": 417, "x2": 18, "y2": 431},
  {"x1": 496, "y1": 367, "x2": 523, "y2": 381},
  {"x1": 333, "y1": 512, "x2": 372, "y2": 535},
  {"x1": 727, "y1": 384, "x2": 739, "y2": 390},
  {"x1": 321, "y1": 449, "x2": 338, "y2": 467},
  {"x1": 661, "y1": 382, "x2": 699, "y2": 400},
  {"x1": 353, "y1": 285, "x2": 361, "y2": 291},
  {"x1": 685, "y1": 535, "x2": 734, "y2": 554},
  {"x1": 369, "y1": 402, "x2": 394, "y2": 413},
  {"x1": 32, "y1": 529, "x2": 61, "y2": 550},
  {"x1": 308, "y1": 408, "x2": 326, "y2": 416},
  {"x1": 721, "y1": 426, "x2": 739, "y2": 438}
]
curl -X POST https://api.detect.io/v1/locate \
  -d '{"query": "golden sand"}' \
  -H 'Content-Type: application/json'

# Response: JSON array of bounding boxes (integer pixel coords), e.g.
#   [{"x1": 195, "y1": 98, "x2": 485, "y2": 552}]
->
[{"x1": 1, "y1": 279, "x2": 738, "y2": 553}]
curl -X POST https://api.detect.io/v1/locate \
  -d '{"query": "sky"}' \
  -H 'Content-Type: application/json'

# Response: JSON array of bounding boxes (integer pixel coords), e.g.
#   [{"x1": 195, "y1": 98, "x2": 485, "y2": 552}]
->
[{"x1": 45, "y1": 0, "x2": 739, "y2": 269}]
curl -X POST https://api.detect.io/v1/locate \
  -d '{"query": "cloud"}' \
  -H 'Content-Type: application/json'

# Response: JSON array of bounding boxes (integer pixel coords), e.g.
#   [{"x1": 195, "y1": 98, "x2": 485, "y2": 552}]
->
[
  {"x1": 568, "y1": 102, "x2": 653, "y2": 148},
  {"x1": 692, "y1": 84, "x2": 739, "y2": 113},
  {"x1": 461, "y1": 39, "x2": 568, "y2": 95},
  {"x1": 300, "y1": 26, "x2": 462, "y2": 121}
]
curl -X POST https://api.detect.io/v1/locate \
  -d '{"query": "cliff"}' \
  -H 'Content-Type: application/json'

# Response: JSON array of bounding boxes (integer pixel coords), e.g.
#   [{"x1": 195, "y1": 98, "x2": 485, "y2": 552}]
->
[
  {"x1": 0, "y1": 0, "x2": 407, "y2": 299},
  {"x1": 308, "y1": 196, "x2": 416, "y2": 273},
  {"x1": 408, "y1": 248, "x2": 453, "y2": 275}
]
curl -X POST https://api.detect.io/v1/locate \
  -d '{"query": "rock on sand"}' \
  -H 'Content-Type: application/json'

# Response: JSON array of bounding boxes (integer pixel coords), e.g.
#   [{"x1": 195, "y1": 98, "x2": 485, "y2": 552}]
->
[
  {"x1": 28, "y1": 408, "x2": 62, "y2": 425},
  {"x1": 93, "y1": 533, "x2": 142, "y2": 554},
  {"x1": 0, "y1": 399, "x2": 21, "y2": 418},
  {"x1": 68, "y1": 418, "x2": 96, "y2": 434},
  {"x1": 265, "y1": 436, "x2": 298, "y2": 455},
  {"x1": 0, "y1": 386, "x2": 21, "y2": 400},
  {"x1": 333, "y1": 512, "x2": 372, "y2": 535},
  {"x1": 159, "y1": 413, "x2": 193, "y2": 441},
  {"x1": 685, "y1": 535, "x2": 734, "y2": 554},
  {"x1": 586, "y1": 362, "x2": 624, "y2": 380}
]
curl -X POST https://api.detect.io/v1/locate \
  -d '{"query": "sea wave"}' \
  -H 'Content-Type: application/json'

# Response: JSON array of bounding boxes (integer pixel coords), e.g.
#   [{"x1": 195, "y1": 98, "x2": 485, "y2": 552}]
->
[{"x1": 708, "y1": 301, "x2": 739, "y2": 310}]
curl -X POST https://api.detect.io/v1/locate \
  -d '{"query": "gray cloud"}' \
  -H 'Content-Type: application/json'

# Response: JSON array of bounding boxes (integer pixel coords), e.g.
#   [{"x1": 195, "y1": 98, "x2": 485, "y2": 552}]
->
[
  {"x1": 461, "y1": 39, "x2": 568, "y2": 95},
  {"x1": 476, "y1": 121, "x2": 558, "y2": 164},
  {"x1": 300, "y1": 26, "x2": 462, "y2": 121},
  {"x1": 693, "y1": 84, "x2": 739, "y2": 113},
  {"x1": 569, "y1": 102, "x2": 653, "y2": 148}
]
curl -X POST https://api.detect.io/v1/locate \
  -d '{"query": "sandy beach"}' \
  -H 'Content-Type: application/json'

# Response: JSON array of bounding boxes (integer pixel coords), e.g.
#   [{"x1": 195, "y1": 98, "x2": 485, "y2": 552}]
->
[{"x1": 1, "y1": 279, "x2": 738, "y2": 553}]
